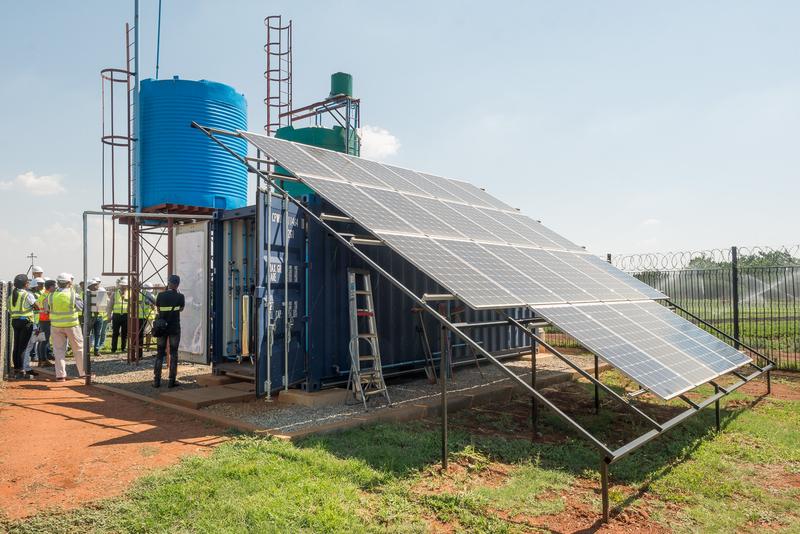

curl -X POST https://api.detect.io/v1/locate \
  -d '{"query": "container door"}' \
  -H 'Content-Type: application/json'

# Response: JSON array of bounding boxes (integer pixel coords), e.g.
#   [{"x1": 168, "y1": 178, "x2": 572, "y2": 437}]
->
[
  {"x1": 255, "y1": 190, "x2": 306, "y2": 396},
  {"x1": 173, "y1": 221, "x2": 210, "y2": 364}
]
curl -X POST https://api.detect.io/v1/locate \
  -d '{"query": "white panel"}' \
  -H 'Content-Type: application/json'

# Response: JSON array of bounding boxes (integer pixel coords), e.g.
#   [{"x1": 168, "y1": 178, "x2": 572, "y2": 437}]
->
[{"x1": 173, "y1": 222, "x2": 208, "y2": 364}]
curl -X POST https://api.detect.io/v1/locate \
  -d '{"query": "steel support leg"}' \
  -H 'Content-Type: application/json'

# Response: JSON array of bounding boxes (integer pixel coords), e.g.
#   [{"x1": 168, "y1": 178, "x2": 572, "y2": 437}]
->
[
  {"x1": 440, "y1": 320, "x2": 448, "y2": 471},
  {"x1": 531, "y1": 334, "x2": 538, "y2": 441},
  {"x1": 714, "y1": 383, "x2": 721, "y2": 432},
  {"x1": 594, "y1": 353, "x2": 600, "y2": 415},
  {"x1": 767, "y1": 370, "x2": 771, "y2": 395},
  {"x1": 601, "y1": 459, "x2": 610, "y2": 523}
]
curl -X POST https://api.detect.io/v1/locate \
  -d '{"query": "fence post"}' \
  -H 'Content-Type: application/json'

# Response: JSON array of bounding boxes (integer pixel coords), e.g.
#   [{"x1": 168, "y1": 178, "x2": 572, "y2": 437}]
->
[
  {"x1": 606, "y1": 253, "x2": 612, "y2": 264},
  {"x1": 731, "y1": 246, "x2": 740, "y2": 348}
]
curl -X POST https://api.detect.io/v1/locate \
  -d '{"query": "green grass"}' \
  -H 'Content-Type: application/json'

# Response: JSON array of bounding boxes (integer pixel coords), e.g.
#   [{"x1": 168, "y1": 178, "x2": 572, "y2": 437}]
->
[{"x1": 3, "y1": 371, "x2": 800, "y2": 533}]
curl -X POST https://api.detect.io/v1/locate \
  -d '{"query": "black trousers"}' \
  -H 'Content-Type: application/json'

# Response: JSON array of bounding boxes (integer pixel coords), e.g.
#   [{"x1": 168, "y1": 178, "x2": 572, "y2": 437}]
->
[
  {"x1": 136, "y1": 320, "x2": 147, "y2": 360},
  {"x1": 11, "y1": 319, "x2": 33, "y2": 372},
  {"x1": 154, "y1": 332, "x2": 180, "y2": 384},
  {"x1": 111, "y1": 313, "x2": 128, "y2": 353},
  {"x1": 37, "y1": 320, "x2": 53, "y2": 360}
]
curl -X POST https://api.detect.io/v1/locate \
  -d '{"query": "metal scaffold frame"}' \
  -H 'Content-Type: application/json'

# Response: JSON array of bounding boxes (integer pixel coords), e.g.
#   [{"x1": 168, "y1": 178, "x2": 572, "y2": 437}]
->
[{"x1": 193, "y1": 123, "x2": 774, "y2": 523}]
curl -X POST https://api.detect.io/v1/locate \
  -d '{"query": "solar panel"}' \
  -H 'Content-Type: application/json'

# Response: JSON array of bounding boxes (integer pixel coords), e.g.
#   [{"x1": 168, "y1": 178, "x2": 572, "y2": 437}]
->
[
  {"x1": 301, "y1": 177, "x2": 417, "y2": 234},
  {"x1": 240, "y1": 133, "x2": 665, "y2": 308},
  {"x1": 537, "y1": 302, "x2": 751, "y2": 399},
  {"x1": 579, "y1": 255, "x2": 667, "y2": 300},
  {"x1": 535, "y1": 304, "x2": 693, "y2": 399},
  {"x1": 378, "y1": 234, "x2": 523, "y2": 308},
  {"x1": 364, "y1": 188, "x2": 465, "y2": 238},
  {"x1": 448, "y1": 179, "x2": 517, "y2": 211},
  {"x1": 407, "y1": 196, "x2": 500, "y2": 242},
  {"x1": 384, "y1": 165, "x2": 454, "y2": 199},
  {"x1": 434, "y1": 240, "x2": 561, "y2": 304},
  {"x1": 298, "y1": 145, "x2": 389, "y2": 188},
  {"x1": 483, "y1": 244, "x2": 591, "y2": 303},
  {"x1": 242, "y1": 132, "x2": 336, "y2": 179}
]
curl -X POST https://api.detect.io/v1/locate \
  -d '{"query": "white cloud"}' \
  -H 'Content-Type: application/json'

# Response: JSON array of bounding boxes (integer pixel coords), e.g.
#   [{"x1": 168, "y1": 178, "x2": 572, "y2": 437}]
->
[
  {"x1": 0, "y1": 171, "x2": 65, "y2": 195},
  {"x1": 641, "y1": 218, "x2": 661, "y2": 226},
  {"x1": 359, "y1": 125, "x2": 400, "y2": 161}
]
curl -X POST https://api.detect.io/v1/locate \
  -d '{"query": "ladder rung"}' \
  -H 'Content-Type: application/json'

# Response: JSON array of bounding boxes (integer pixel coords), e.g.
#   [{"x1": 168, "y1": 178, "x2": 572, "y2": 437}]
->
[
  {"x1": 364, "y1": 389, "x2": 387, "y2": 396},
  {"x1": 358, "y1": 333, "x2": 378, "y2": 339},
  {"x1": 354, "y1": 290, "x2": 371, "y2": 295},
  {"x1": 359, "y1": 356, "x2": 378, "y2": 362},
  {"x1": 356, "y1": 310, "x2": 374, "y2": 317}
]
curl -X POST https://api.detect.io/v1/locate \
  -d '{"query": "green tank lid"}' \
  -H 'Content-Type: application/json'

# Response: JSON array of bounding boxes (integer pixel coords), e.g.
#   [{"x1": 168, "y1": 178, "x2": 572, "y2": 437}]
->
[{"x1": 329, "y1": 72, "x2": 353, "y2": 97}]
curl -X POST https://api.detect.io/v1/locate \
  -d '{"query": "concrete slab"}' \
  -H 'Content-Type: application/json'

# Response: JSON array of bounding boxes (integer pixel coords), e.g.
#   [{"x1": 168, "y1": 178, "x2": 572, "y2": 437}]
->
[
  {"x1": 278, "y1": 388, "x2": 349, "y2": 407},
  {"x1": 223, "y1": 381, "x2": 257, "y2": 393},
  {"x1": 159, "y1": 385, "x2": 254, "y2": 409},
  {"x1": 195, "y1": 374, "x2": 237, "y2": 387}
]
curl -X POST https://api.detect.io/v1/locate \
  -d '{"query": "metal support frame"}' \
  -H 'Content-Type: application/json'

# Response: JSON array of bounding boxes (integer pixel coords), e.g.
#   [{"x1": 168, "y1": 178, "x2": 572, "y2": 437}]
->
[
  {"x1": 82, "y1": 211, "x2": 214, "y2": 385},
  {"x1": 192, "y1": 123, "x2": 775, "y2": 524},
  {"x1": 438, "y1": 304, "x2": 449, "y2": 470}
]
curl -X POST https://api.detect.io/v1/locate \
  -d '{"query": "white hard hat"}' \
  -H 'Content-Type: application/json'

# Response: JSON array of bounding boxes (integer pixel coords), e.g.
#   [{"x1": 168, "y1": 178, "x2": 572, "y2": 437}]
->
[
  {"x1": 32, "y1": 266, "x2": 44, "y2": 273},
  {"x1": 143, "y1": 282, "x2": 153, "y2": 289},
  {"x1": 57, "y1": 272, "x2": 72, "y2": 283},
  {"x1": 34, "y1": 277, "x2": 45, "y2": 284},
  {"x1": 117, "y1": 276, "x2": 129, "y2": 286},
  {"x1": 91, "y1": 277, "x2": 102, "y2": 284}
]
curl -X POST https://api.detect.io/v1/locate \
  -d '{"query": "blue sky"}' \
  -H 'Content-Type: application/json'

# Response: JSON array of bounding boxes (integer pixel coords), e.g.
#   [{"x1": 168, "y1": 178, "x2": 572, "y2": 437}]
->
[{"x1": 1, "y1": 1, "x2": 798, "y2": 281}]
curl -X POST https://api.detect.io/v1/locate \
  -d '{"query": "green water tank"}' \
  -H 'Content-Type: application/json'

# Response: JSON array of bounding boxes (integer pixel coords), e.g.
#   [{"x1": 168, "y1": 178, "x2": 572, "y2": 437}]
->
[
  {"x1": 275, "y1": 124, "x2": 360, "y2": 196},
  {"x1": 329, "y1": 72, "x2": 353, "y2": 97}
]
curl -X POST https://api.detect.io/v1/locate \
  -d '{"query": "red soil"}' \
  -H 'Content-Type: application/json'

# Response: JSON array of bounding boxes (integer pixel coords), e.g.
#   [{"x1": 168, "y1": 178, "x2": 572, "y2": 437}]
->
[{"x1": 0, "y1": 377, "x2": 226, "y2": 520}]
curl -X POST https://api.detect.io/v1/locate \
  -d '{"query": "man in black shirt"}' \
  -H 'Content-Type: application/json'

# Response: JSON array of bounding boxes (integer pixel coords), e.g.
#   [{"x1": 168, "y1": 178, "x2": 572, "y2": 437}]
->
[{"x1": 153, "y1": 275, "x2": 185, "y2": 388}]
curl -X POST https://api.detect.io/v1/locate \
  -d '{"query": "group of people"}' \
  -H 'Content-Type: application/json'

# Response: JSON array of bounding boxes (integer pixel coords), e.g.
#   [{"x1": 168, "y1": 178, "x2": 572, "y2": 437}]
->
[{"x1": 6, "y1": 267, "x2": 185, "y2": 387}]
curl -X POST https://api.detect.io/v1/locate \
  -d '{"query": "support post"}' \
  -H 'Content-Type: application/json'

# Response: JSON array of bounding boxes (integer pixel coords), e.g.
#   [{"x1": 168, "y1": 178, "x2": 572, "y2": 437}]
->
[
  {"x1": 83, "y1": 212, "x2": 91, "y2": 385},
  {"x1": 283, "y1": 191, "x2": 289, "y2": 391},
  {"x1": 531, "y1": 326, "x2": 538, "y2": 441},
  {"x1": 714, "y1": 383, "x2": 721, "y2": 432},
  {"x1": 594, "y1": 353, "x2": 600, "y2": 414},
  {"x1": 601, "y1": 458, "x2": 610, "y2": 523},
  {"x1": 440, "y1": 304, "x2": 448, "y2": 471},
  {"x1": 731, "y1": 246, "x2": 740, "y2": 349},
  {"x1": 767, "y1": 370, "x2": 771, "y2": 395}
]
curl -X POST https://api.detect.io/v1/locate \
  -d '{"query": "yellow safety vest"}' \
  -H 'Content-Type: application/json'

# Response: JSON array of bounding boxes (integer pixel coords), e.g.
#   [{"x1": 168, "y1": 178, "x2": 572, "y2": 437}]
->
[
  {"x1": 48, "y1": 289, "x2": 80, "y2": 328},
  {"x1": 8, "y1": 290, "x2": 34, "y2": 320},
  {"x1": 113, "y1": 289, "x2": 129, "y2": 314},
  {"x1": 138, "y1": 295, "x2": 153, "y2": 319},
  {"x1": 36, "y1": 291, "x2": 49, "y2": 321}
]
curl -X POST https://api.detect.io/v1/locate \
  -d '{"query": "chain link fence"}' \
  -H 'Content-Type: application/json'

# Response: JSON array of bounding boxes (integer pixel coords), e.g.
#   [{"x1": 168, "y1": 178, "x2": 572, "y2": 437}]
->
[{"x1": 1, "y1": 281, "x2": 8, "y2": 381}]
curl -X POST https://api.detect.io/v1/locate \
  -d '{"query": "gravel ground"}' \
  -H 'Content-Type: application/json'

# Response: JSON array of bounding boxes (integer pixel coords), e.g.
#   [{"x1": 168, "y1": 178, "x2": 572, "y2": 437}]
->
[
  {"x1": 80, "y1": 350, "x2": 596, "y2": 434},
  {"x1": 88, "y1": 353, "x2": 211, "y2": 397},
  {"x1": 204, "y1": 352, "x2": 595, "y2": 434}
]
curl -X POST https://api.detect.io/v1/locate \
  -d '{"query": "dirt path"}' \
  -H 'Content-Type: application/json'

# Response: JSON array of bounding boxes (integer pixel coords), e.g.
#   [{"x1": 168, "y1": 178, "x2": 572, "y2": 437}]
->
[{"x1": 0, "y1": 377, "x2": 226, "y2": 520}]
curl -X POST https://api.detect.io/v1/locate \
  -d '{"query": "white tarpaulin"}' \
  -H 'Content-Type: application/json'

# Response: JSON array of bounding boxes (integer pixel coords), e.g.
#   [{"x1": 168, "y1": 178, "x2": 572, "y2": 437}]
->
[{"x1": 173, "y1": 222, "x2": 208, "y2": 363}]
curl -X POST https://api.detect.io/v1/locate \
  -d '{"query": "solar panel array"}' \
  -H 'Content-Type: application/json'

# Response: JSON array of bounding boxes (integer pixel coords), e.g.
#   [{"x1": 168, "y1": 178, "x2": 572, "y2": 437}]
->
[
  {"x1": 536, "y1": 301, "x2": 751, "y2": 399},
  {"x1": 240, "y1": 132, "x2": 750, "y2": 399},
  {"x1": 242, "y1": 132, "x2": 665, "y2": 309}
]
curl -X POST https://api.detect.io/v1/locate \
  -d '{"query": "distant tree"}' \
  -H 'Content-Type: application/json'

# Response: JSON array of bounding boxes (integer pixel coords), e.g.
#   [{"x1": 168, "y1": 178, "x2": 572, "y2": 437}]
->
[
  {"x1": 683, "y1": 250, "x2": 800, "y2": 270},
  {"x1": 738, "y1": 250, "x2": 800, "y2": 267}
]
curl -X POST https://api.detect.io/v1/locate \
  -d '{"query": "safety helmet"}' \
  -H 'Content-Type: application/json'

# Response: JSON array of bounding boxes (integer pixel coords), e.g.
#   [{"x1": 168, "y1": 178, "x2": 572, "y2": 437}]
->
[
  {"x1": 57, "y1": 272, "x2": 72, "y2": 283},
  {"x1": 34, "y1": 277, "x2": 45, "y2": 285},
  {"x1": 32, "y1": 265, "x2": 44, "y2": 274}
]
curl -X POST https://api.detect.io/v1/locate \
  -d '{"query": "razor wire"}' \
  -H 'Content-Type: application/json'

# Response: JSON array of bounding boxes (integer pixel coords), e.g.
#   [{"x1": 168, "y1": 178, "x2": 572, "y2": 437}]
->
[{"x1": 611, "y1": 244, "x2": 800, "y2": 271}]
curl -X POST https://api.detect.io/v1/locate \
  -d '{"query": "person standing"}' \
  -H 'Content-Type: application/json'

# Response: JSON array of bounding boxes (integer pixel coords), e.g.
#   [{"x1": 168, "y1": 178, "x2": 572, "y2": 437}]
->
[
  {"x1": 36, "y1": 279, "x2": 56, "y2": 366},
  {"x1": 27, "y1": 277, "x2": 45, "y2": 364},
  {"x1": 31, "y1": 266, "x2": 45, "y2": 281},
  {"x1": 87, "y1": 278, "x2": 108, "y2": 357},
  {"x1": 107, "y1": 277, "x2": 129, "y2": 353},
  {"x1": 153, "y1": 275, "x2": 184, "y2": 388},
  {"x1": 8, "y1": 274, "x2": 37, "y2": 379},
  {"x1": 135, "y1": 282, "x2": 156, "y2": 361},
  {"x1": 46, "y1": 273, "x2": 86, "y2": 381}
]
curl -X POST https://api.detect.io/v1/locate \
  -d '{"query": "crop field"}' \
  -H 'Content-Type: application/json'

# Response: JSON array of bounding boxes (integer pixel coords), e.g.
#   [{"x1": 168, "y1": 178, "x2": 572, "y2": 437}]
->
[{"x1": 4, "y1": 370, "x2": 799, "y2": 533}]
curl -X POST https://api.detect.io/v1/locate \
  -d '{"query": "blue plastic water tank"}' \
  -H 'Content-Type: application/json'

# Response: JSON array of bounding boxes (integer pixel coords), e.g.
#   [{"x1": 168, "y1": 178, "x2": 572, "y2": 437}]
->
[{"x1": 138, "y1": 77, "x2": 248, "y2": 210}]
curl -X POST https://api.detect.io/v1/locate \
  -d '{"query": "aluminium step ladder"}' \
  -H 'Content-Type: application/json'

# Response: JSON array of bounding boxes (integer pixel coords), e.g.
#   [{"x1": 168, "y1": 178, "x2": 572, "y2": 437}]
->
[{"x1": 346, "y1": 268, "x2": 391, "y2": 409}]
